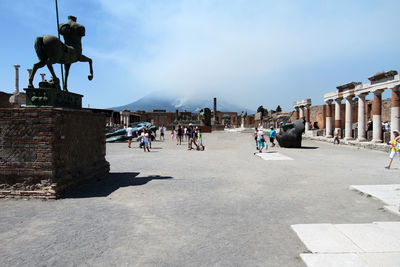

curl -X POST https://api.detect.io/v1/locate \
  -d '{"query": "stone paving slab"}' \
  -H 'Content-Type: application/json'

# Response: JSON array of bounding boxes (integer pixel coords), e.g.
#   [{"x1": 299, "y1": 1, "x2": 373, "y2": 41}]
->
[
  {"x1": 293, "y1": 222, "x2": 400, "y2": 266},
  {"x1": 350, "y1": 184, "x2": 400, "y2": 216},
  {"x1": 359, "y1": 252, "x2": 400, "y2": 267},
  {"x1": 300, "y1": 253, "x2": 367, "y2": 267},
  {"x1": 291, "y1": 224, "x2": 362, "y2": 253},
  {"x1": 255, "y1": 152, "x2": 293, "y2": 161},
  {"x1": 335, "y1": 223, "x2": 400, "y2": 252},
  {"x1": 301, "y1": 253, "x2": 400, "y2": 267}
]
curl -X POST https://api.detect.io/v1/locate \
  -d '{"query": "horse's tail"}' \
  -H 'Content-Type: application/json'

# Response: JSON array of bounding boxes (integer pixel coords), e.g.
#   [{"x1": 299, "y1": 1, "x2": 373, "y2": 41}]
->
[{"x1": 34, "y1": 36, "x2": 46, "y2": 61}]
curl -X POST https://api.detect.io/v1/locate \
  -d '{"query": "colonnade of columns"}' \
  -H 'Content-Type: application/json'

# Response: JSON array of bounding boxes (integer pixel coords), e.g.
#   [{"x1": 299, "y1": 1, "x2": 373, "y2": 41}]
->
[
  {"x1": 324, "y1": 86, "x2": 400, "y2": 142},
  {"x1": 120, "y1": 111, "x2": 130, "y2": 127},
  {"x1": 293, "y1": 99, "x2": 312, "y2": 130}
]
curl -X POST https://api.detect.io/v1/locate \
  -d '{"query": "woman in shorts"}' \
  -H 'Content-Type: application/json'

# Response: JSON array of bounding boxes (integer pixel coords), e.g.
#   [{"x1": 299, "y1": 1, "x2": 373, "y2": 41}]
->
[
  {"x1": 141, "y1": 130, "x2": 150, "y2": 152},
  {"x1": 385, "y1": 130, "x2": 400, "y2": 169}
]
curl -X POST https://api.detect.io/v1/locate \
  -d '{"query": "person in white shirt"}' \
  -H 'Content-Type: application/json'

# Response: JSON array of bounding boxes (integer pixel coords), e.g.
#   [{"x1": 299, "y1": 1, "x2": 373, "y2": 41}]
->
[
  {"x1": 160, "y1": 126, "x2": 165, "y2": 141},
  {"x1": 257, "y1": 129, "x2": 266, "y2": 153},
  {"x1": 141, "y1": 130, "x2": 150, "y2": 152},
  {"x1": 126, "y1": 125, "x2": 134, "y2": 148}
]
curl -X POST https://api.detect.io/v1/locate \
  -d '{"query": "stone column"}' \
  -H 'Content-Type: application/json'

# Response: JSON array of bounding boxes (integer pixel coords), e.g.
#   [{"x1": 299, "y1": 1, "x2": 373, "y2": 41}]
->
[
  {"x1": 391, "y1": 87, "x2": 400, "y2": 140},
  {"x1": 305, "y1": 105, "x2": 311, "y2": 131},
  {"x1": 357, "y1": 93, "x2": 367, "y2": 141},
  {"x1": 344, "y1": 96, "x2": 354, "y2": 140},
  {"x1": 40, "y1": 73, "x2": 46, "y2": 82},
  {"x1": 334, "y1": 98, "x2": 343, "y2": 135},
  {"x1": 14, "y1": 65, "x2": 20, "y2": 94},
  {"x1": 299, "y1": 106, "x2": 305, "y2": 120},
  {"x1": 294, "y1": 107, "x2": 299, "y2": 120},
  {"x1": 372, "y1": 90, "x2": 383, "y2": 143},
  {"x1": 325, "y1": 100, "x2": 333, "y2": 138}
]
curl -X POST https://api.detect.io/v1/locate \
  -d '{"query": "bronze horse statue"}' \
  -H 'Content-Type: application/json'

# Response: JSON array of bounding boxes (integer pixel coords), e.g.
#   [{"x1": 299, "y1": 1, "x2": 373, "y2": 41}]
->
[{"x1": 28, "y1": 16, "x2": 93, "y2": 91}]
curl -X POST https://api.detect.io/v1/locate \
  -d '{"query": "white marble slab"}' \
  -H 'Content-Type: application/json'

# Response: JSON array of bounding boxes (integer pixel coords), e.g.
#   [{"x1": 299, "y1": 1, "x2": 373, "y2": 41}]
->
[
  {"x1": 335, "y1": 223, "x2": 400, "y2": 252},
  {"x1": 374, "y1": 221, "x2": 400, "y2": 237},
  {"x1": 300, "y1": 253, "x2": 367, "y2": 267},
  {"x1": 255, "y1": 152, "x2": 293, "y2": 161},
  {"x1": 291, "y1": 224, "x2": 362, "y2": 253},
  {"x1": 359, "y1": 252, "x2": 400, "y2": 267}
]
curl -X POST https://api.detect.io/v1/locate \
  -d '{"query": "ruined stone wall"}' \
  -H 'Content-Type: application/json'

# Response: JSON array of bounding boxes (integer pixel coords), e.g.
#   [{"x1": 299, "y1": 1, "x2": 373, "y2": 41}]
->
[
  {"x1": 0, "y1": 92, "x2": 14, "y2": 108},
  {"x1": 0, "y1": 108, "x2": 109, "y2": 199}
]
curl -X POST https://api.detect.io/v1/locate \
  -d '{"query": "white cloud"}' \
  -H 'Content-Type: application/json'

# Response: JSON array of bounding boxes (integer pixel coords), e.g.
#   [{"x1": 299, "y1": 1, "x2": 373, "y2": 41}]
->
[{"x1": 94, "y1": 0, "x2": 400, "y2": 110}]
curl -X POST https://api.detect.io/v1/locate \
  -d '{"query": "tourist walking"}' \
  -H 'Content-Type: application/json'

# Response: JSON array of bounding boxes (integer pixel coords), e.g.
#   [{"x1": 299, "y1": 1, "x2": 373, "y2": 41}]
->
[
  {"x1": 171, "y1": 126, "x2": 175, "y2": 141},
  {"x1": 385, "y1": 130, "x2": 400, "y2": 169},
  {"x1": 184, "y1": 127, "x2": 188, "y2": 141},
  {"x1": 188, "y1": 126, "x2": 198, "y2": 150},
  {"x1": 333, "y1": 129, "x2": 340, "y2": 145},
  {"x1": 141, "y1": 130, "x2": 150, "y2": 152},
  {"x1": 177, "y1": 125, "x2": 183, "y2": 145},
  {"x1": 253, "y1": 127, "x2": 258, "y2": 149},
  {"x1": 197, "y1": 127, "x2": 203, "y2": 148},
  {"x1": 257, "y1": 128, "x2": 266, "y2": 153},
  {"x1": 126, "y1": 125, "x2": 134, "y2": 148},
  {"x1": 269, "y1": 126, "x2": 276, "y2": 147},
  {"x1": 160, "y1": 125, "x2": 165, "y2": 141},
  {"x1": 146, "y1": 126, "x2": 152, "y2": 149}
]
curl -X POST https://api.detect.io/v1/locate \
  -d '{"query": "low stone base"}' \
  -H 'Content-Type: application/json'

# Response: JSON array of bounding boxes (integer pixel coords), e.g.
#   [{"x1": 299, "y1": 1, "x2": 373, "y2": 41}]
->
[
  {"x1": 0, "y1": 108, "x2": 109, "y2": 199},
  {"x1": 212, "y1": 125, "x2": 225, "y2": 131},
  {"x1": 199, "y1": 125, "x2": 212, "y2": 133},
  {"x1": 303, "y1": 135, "x2": 391, "y2": 153},
  {"x1": 24, "y1": 88, "x2": 82, "y2": 109}
]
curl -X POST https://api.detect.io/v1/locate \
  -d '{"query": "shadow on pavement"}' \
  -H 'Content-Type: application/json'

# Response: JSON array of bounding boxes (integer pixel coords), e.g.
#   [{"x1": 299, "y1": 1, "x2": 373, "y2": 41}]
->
[
  {"x1": 297, "y1": 146, "x2": 319, "y2": 149},
  {"x1": 65, "y1": 172, "x2": 173, "y2": 198}
]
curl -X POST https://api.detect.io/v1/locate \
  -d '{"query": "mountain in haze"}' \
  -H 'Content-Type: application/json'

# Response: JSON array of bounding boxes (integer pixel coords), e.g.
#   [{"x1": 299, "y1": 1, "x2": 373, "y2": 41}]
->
[{"x1": 109, "y1": 92, "x2": 255, "y2": 114}]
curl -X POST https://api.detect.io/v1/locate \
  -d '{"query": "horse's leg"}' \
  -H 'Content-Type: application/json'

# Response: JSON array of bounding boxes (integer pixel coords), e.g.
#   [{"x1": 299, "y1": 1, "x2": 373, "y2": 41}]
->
[
  {"x1": 63, "y1": 64, "x2": 71, "y2": 92},
  {"x1": 28, "y1": 60, "x2": 46, "y2": 88},
  {"x1": 78, "y1": 54, "x2": 93, "y2": 80},
  {"x1": 47, "y1": 63, "x2": 61, "y2": 90}
]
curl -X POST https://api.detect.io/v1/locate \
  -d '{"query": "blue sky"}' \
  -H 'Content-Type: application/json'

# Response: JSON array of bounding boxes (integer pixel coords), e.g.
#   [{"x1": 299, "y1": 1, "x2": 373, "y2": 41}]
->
[{"x1": 1, "y1": 0, "x2": 399, "y2": 111}]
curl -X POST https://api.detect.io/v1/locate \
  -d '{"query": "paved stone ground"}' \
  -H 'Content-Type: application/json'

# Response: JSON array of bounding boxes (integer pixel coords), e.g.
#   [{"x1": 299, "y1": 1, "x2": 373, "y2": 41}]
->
[
  {"x1": 1, "y1": 131, "x2": 400, "y2": 266},
  {"x1": 350, "y1": 184, "x2": 400, "y2": 216}
]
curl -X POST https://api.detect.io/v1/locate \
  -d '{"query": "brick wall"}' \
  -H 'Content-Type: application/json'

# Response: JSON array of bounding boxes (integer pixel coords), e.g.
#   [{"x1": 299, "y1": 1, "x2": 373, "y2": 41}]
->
[
  {"x1": 0, "y1": 92, "x2": 14, "y2": 108},
  {"x1": 0, "y1": 108, "x2": 109, "y2": 199}
]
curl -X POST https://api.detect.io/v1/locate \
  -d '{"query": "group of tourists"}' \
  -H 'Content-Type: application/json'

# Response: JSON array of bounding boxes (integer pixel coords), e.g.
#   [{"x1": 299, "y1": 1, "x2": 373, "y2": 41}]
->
[
  {"x1": 125, "y1": 125, "x2": 154, "y2": 152},
  {"x1": 253, "y1": 126, "x2": 276, "y2": 153},
  {"x1": 172, "y1": 124, "x2": 204, "y2": 151}
]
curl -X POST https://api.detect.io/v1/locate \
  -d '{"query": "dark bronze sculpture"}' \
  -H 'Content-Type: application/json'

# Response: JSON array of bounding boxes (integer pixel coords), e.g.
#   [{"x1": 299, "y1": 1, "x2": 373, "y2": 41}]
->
[
  {"x1": 276, "y1": 120, "x2": 305, "y2": 148},
  {"x1": 199, "y1": 108, "x2": 212, "y2": 126},
  {"x1": 28, "y1": 16, "x2": 93, "y2": 91}
]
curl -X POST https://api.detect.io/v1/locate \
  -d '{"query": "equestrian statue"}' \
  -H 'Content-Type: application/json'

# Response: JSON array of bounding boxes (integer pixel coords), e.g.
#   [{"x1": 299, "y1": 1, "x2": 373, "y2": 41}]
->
[{"x1": 28, "y1": 16, "x2": 93, "y2": 91}]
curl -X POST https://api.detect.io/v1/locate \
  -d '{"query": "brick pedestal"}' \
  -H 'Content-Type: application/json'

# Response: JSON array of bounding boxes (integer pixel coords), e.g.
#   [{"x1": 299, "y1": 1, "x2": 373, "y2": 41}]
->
[{"x1": 0, "y1": 108, "x2": 110, "y2": 199}]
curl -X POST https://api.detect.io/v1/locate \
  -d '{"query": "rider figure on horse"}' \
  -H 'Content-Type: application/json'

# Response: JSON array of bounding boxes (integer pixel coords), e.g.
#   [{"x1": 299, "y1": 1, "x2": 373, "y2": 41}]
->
[
  {"x1": 28, "y1": 16, "x2": 93, "y2": 91},
  {"x1": 59, "y1": 16, "x2": 84, "y2": 61}
]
